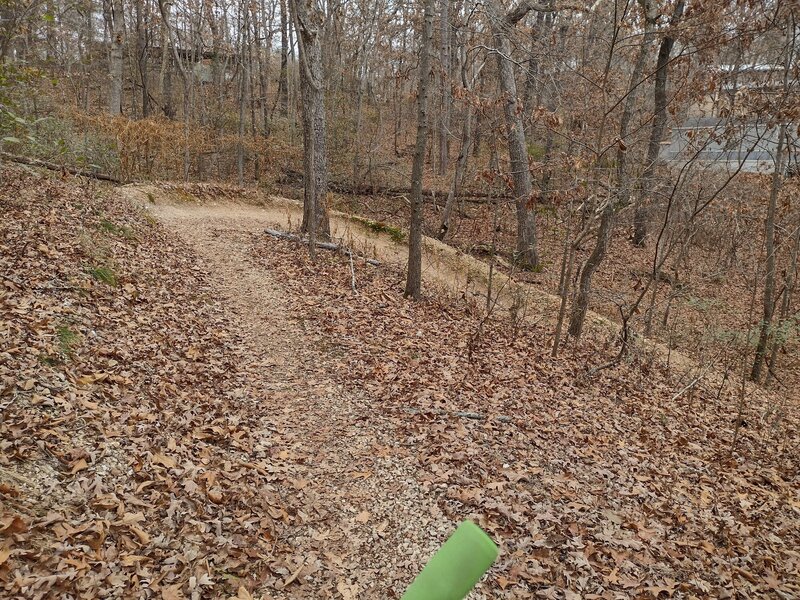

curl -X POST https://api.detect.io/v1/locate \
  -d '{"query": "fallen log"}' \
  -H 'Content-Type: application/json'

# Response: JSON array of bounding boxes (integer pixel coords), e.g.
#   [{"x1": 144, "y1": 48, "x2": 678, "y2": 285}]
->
[
  {"x1": 265, "y1": 228, "x2": 381, "y2": 266},
  {"x1": 0, "y1": 151, "x2": 121, "y2": 183}
]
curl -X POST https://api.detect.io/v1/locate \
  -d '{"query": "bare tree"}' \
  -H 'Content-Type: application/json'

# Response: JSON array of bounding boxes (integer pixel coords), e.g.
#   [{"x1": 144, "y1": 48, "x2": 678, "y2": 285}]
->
[
  {"x1": 405, "y1": 0, "x2": 435, "y2": 300},
  {"x1": 103, "y1": 0, "x2": 125, "y2": 115},
  {"x1": 752, "y1": 11, "x2": 797, "y2": 381},
  {"x1": 488, "y1": 0, "x2": 554, "y2": 270},
  {"x1": 290, "y1": 0, "x2": 331, "y2": 243},
  {"x1": 437, "y1": 45, "x2": 484, "y2": 240},
  {"x1": 633, "y1": 0, "x2": 685, "y2": 246},
  {"x1": 277, "y1": 0, "x2": 290, "y2": 116},
  {"x1": 438, "y1": 0, "x2": 451, "y2": 176}
]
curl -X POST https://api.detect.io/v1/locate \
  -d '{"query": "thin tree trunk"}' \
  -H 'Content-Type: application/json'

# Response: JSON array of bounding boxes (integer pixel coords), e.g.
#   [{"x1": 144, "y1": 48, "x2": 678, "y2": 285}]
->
[
  {"x1": 437, "y1": 110, "x2": 471, "y2": 240},
  {"x1": 437, "y1": 51, "x2": 482, "y2": 240},
  {"x1": 766, "y1": 217, "x2": 800, "y2": 383},
  {"x1": 135, "y1": 0, "x2": 150, "y2": 118},
  {"x1": 616, "y1": 0, "x2": 656, "y2": 190},
  {"x1": 352, "y1": 8, "x2": 377, "y2": 184},
  {"x1": 568, "y1": 201, "x2": 614, "y2": 339},
  {"x1": 633, "y1": 0, "x2": 685, "y2": 246},
  {"x1": 157, "y1": 0, "x2": 190, "y2": 179},
  {"x1": 405, "y1": 0, "x2": 435, "y2": 300},
  {"x1": 256, "y1": 0, "x2": 271, "y2": 136},
  {"x1": 237, "y1": 5, "x2": 249, "y2": 186},
  {"x1": 751, "y1": 124, "x2": 787, "y2": 381},
  {"x1": 103, "y1": 0, "x2": 125, "y2": 115},
  {"x1": 752, "y1": 13, "x2": 795, "y2": 381},
  {"x1": 552, "y1": 197, "x2": 579, "y2": 356},
  {"x1": 278, "y1": 0, "x2": 290, "y2": 116},
  {"x1": 159, "y1": 22, "x2": 174, "y2": 119},
  {"x1": 438, "y1": 0, "x2": 451, "y2": 176},
  {"x1": 489, "y1": 1, "x2": 551, "y2": 270}
]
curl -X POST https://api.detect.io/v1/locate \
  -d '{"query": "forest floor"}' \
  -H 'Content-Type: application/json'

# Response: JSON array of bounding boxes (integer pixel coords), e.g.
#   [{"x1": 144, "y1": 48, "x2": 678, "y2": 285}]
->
[
  {"x1": 1, "y1": 165, "x2": 799, "y2": 599},
  {"x1": 319, "y1": 179, "x2": 800, "y2": 405}
]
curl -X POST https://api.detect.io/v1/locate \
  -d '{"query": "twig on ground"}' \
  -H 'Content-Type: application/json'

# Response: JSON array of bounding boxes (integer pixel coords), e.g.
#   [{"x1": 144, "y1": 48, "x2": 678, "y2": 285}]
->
[
  {"x1": 349, "y1": 250, "x2": 357, "y2": 293},
  {"x1": 402, "y1": 407, "x2": 512, "y2": 423}
]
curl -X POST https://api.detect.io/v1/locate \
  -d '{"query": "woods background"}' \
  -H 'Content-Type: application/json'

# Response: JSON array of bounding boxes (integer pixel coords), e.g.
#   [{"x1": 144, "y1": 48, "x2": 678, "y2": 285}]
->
[{"x1": 1, "y1": 0, "x2": 799, "y2": 387}]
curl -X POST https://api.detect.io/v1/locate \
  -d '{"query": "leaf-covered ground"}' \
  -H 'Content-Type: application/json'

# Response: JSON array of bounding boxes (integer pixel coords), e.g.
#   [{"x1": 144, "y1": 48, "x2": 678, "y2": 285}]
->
[{"x1": 1, "y1": 166, "x2": 799, "y2": 599}]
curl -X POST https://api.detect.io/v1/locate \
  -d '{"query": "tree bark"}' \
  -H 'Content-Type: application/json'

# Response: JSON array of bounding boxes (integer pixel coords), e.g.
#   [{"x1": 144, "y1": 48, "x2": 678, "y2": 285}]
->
[
  {"x1": 405, "y1": 0, "x2": 435, "y2": 300},
  {"x1": 489, "y1": 0, "x2": 549, "y2": 270},
  {"x1": 616, "y1": 0, "x2": 656, "y2": 191},
  {"x1": 290, "y1": 0, "x2": 331, "y2": 242},
  {"x1": 135, "y1": 0, "x2": 150, "y2": 118},
  {"x1": 237, "y1": 4, "x2": 250, "y2": 186},
  {"x1": 437, "y1": 49, "x2": 482, "y2": 240},
  {"x1": 278, "y1": 0, "x2": 290, "y2": 116},
  {"x1": 438, "y1": 0, "x2": 451, "y2": 176},
  {"x1": 752, "y1": 12, "x2": 797, "y2": 381},
  {"x1": 103, "y1": 0, "x2": 125, "y2": 116},
  {"x1": 633, "y1": 0, "x2": 685, "y2": 246},
  {"x1": 766, "y1": 212, "x2": 800, "y2": 384},
  {"x1": 568, "y1": 201, "x2": 614, "y2": 339},
  {"x1": 751, "y1": 123, "x2": 787, "y2": 382},
  {"x1": 157, "y1": 0, "x2": 190, "y2": 179}
]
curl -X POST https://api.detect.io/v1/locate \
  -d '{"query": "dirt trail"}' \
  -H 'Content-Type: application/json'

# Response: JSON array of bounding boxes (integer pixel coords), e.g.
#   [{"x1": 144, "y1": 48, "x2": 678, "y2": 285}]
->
[
  {"x1": 128, "y1": 185, "x2": 575, "y2": 324},
  {"x1": 139, "y1": 197, "x2": 487, "y2": 598},
  {"x1": 127, "y1": 187, "x2": 785, "y2": 598}
]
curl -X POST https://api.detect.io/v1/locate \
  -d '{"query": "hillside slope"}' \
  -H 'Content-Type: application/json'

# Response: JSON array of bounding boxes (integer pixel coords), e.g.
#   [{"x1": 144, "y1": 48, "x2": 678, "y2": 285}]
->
[{"x1": 1, "y1": 165, "x2": 798, "y2": 599}]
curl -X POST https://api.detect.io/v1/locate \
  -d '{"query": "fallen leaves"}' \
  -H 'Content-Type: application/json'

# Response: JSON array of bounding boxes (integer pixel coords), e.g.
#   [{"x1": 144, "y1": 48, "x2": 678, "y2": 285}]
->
[
  {"x1": 69, "y1": 458, "x2": 89, "y2": 474},
  {"x1": 151, "y1": 452, "x2": 178, "y2": 469},
  {"x1": 251, "y1": 222, "x2": 800, "y2": 599},
  {"x1": 0, "y1": 167, "x2": 288, "y2": 598},
  {"x1": 75, "y1": 372, "x2": 109, "y2": 386},
  {"x1": 354, "y1": 510, "x2": 371, "y2": 524},
  {"x1": 0, "y1": 515, "x2": 27, "y2": 536},
  {"x1": 2, "y1": 169, "x2": 798, "y2": 599}
]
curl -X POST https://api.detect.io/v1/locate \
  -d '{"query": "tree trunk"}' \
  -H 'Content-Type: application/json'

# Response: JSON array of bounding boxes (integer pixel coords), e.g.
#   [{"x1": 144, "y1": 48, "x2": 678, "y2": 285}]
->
[
  {"x1": 751, "y1": 124, "x2": 787, "y2": 382},
  {"x1": 159, "y1": 21, "x2": 175, "y2": 119},
  {"x1": 616, "y1": 0, "x2": 656, "y2": 191},
  {"x1": 237, "y1": 4, "x2": 250, "y2": 186},
  {"x1": 766, "y1": 212, "x2": 800, "y2": 383},
  {"x1": 437, "y1": 48, "x2": 481, "y2": 240},
  {"x1": 751, "y1": 12, "x2": 795, "y2": 380},
  {"x1": 278, "y1": 0, "x2": 290, "y2": 116},
  {"x1": 256, "y1": 0, "x2": 271, "y2": 136},
  {"x1": 290, "y1": 0, "x2": 331, "y2": 242},
  {"x1": 157, "y1": 0, "x2": 190, "y2": 178},
  {"x1": 438, "y1": 0, "x2": 451, "y2": 176},
  {"x1": 437, "y1": 108, "x2": 471, "y2": 240},
  {"x1": 633, "y1": 0, "x2": 685, "y2": 246},
  {"x1": 568, "y1": 201, "x2": 614, "y2": 339},
  {"x1": 489, "y1": 1, "x2": 546, "y2": 270},
  {"x1": 103, "y1": 0, "x2": 125, "y2": 116},
  {"x1": 135, "y1": 0, "x2": 150, "y2": 118},
  {"x1": 405, "y1": 0, "x2": 435, "y2": 300}
]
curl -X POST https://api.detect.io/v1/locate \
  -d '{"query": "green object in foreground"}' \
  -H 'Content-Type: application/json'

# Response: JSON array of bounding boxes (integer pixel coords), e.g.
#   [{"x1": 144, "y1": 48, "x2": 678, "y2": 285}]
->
[{"x1": 402, "y1": 521, "x2": 498, "y2": 600}]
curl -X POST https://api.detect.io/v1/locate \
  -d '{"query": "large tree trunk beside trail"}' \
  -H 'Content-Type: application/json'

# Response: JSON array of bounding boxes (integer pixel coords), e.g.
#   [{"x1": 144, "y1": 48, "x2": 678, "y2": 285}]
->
[{"x1": 290, "y1": 0, "x2": 331, "y2": 242}]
